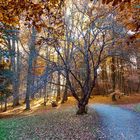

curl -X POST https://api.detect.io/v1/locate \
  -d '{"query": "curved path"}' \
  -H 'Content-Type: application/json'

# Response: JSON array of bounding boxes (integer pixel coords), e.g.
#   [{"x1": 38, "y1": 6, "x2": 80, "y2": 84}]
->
[{"x1": 91, "y1": 104, "x2": 140, "y2": 140}]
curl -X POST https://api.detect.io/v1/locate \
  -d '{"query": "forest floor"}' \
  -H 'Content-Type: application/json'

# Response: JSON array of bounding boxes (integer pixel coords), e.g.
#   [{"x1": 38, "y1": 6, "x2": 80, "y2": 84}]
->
[
  {"x1": 0, "y1": 94, "x2": 140, "y2": 140},
  {"x1": 1, "y1": 94, "x2": 140, "y2": 118},
  {"x1": 0, "y1": 106, "x2": 99, "y2": 140}
]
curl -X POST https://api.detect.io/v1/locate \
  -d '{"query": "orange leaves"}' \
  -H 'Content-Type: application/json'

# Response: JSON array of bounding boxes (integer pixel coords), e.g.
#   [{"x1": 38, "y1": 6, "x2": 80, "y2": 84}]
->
[
  {"x1": 33, "y1": 57, "x2": 46, "y2": 76},
  {"x1": 0, "y1": 0, "x2": 22, "y2": 27},
  {"x1": 0, "y1": 13, "x2": 3, "y2": 21},
  {"x1": 49, "y1": 0, "x2": 60, "y2": 5},
  {"x1": 0, "y1": 0, "x2": 63, "y2": 32},
  {"x1": 35, "y1": 26, "x2": 42, "y2": 33},
  {"x1": 102, "y1": 0, "x2": 131, "y2": 6},
  {"x1": 111, "y1": 0, "x2": 140, "y2": 31},
  {"x1": 127, "y1": 23, "x2": 137, "y2": 31},
  {"x1": 0, "y1": 0, "x2": 45, "y2": 28}
]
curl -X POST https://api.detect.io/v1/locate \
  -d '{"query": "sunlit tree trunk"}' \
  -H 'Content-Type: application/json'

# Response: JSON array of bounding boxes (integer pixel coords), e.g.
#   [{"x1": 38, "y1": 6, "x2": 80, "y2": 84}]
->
[
  {"x1": 25, "y1": 26, "x2": 37, "y2": 110},
  {"x1": 61, "y1": 79, "x2": 68, "y2": 103},
  {"x1": 3, "y1": 94, "x2": 7, "y2": 112},
  {"x1": 56, "y1": 55, "x2": 61, "y2": 102},
  {"x1": 9, "y1": 31, "x2": 20, "y2": 107}
]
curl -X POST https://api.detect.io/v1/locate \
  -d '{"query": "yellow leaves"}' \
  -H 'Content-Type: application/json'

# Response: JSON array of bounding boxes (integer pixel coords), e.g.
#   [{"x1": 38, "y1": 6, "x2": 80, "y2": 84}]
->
[
  {"x1": 0, "y1": 13, "x2": 3, "y2": 21},
  {"x1": 0, "y1": 15, "x2": 20, "y2": 27},
  {"x1": 106, "y1": 57, "x2": 112, "y2": 65},
  {"x1": 50, "y1": 0, "x2": 59, "y2": 5},
  {"x1": 0, "y1": 0, "x2": 21, "y2": 27},
  {"x1": 0, "y1": 0, "x2": 63, "y2": 33},
  {"x1": 0, "y1": 0, "x2": 44, "y2": 28},
  {"x1": 0, "y1": 38, "x2": 5, "y2": 45},
  {"x1": 33, "y1": 57, "x2": 46, "y2": 76}
]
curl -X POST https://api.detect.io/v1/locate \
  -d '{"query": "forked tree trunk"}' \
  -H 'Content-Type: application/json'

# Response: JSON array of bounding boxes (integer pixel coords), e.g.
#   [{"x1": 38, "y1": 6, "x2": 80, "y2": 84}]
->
[
  {"x1": 76, "y1": 94, "x2": 89, "y2": 115},
  {"x1": 77, "y1": 104, "x2": 87, "y2": 115},
  {"x1": 77, "y1": 99, "x2": 88, "y2": 115}
]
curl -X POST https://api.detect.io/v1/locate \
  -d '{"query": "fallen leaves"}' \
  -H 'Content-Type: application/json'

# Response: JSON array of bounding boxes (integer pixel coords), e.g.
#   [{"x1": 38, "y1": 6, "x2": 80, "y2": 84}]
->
[{"x1": 0, "y1": 107, "x2": 99, "y2": 140}]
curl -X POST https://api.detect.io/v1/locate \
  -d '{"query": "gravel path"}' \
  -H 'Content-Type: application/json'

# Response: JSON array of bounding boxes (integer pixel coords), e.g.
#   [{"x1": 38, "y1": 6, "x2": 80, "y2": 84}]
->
[{"x1": 91, "y1": 104, "x2": 140, "y2": 140}]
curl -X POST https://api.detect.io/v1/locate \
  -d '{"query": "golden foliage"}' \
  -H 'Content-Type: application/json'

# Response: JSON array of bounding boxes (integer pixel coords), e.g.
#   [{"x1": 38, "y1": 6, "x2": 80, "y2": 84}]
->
[
  {"x1": 33, "y1": 57, "x2": 46, "y2": 76},
  {"x1": 102, "y1": 0, "x2": 131, "y2": 6},
  {"x1": 101, "y1": 0, "x2": 140, "y2": 31},
  {"x1": 0, "y1": 0, "x2": 62, "y2": 30}
]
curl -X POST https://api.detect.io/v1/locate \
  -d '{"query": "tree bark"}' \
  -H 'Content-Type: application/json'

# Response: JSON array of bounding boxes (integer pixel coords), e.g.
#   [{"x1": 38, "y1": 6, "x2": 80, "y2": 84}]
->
[
  {"x1": 25, "y1": 26, "x2": 37, "y2": 110},
  {"x1": 77, "y1": 97, "x2": 88, "y2": 115},
  {"x1": 61, "y1": 80, "x2": 68, "y2": 104},
  {"x1": 111, "y1": 57, "x2": 116, "y2": 91},
  {"x1": 3, "y1": 95, "x2": 7, "y2": 112},
  {"x1": 9, "y1": 32, "x2": 20, "y2": 107}
]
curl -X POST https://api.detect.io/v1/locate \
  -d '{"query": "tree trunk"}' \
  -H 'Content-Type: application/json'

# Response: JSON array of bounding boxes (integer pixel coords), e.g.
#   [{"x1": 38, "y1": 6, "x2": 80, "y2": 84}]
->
[
  {"x1": 61, "y1": 80, "x2": 68, "y2": 104},
  {"x1": 43, "y1": 82, "x2": 48, "y2": 106},
  {"x1": 111, "y1": 57, "x2": 116, "y2": 91},
  {"x1": 62, "y1": 90, "x2": 68, "y2": 103},
  {"x1": 56, "y1": 54, "x2": 61, "y2": 102},
  {"x1": 56, "y1": 71, "x2": 61, "y2": 102},
  {"x1": 77, "y1": 101, "x2": 88, "y2": 115},
  {"x1": 13, "y1": 46, "x2": 20, "y2": 106},
  {"x1": 25, "y1": 26, "x2": 37, "y2": 110},
  {"x1": 9, "y1": 33, "x2": 20, "y2": 107},
  {"x1": 1, "y1": 100, "x2": 2, "y2": 111},
  {"x1": 3, "y1": 95, "x2": 7, "y2": 112}
]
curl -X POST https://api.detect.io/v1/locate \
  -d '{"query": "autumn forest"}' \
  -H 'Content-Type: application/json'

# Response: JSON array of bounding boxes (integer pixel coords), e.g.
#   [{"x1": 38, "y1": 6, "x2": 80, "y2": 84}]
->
[{"x1": 0, "y1": 0, "x2": 140, "y2": 139}]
